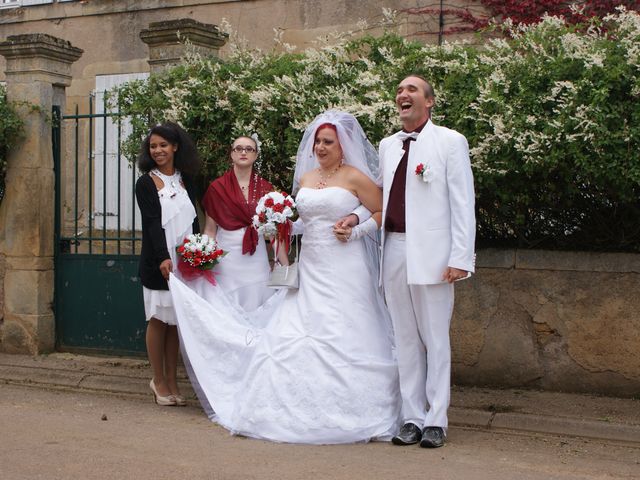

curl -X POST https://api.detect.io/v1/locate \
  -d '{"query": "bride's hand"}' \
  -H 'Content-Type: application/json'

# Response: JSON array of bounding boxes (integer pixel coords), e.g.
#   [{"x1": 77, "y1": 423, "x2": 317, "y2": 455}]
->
[{"x1": 333, "y1": 225, "x2": 352, "y2": 242}]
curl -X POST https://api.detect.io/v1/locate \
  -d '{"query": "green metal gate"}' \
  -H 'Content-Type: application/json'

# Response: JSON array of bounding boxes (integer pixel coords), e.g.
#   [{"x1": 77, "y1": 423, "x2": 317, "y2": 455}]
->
[{"x1": 53, "y1": 99, "x2": 146, "y2": 355}]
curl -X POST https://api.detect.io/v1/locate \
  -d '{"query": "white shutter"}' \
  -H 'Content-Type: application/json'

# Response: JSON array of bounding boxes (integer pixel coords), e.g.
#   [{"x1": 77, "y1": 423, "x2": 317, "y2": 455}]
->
[
  {"x1": 93, "y1": 72, "x2": 149, "y2": 232},
  {"x1": 20, "y1": 0, "x2": 53, "y2": 5},
  {"x1": 0, "y1": 1, "x2": 21, "y2": 9},
  {"x1": 0, "y1": 1, "x2": 74, "y2": 9}
]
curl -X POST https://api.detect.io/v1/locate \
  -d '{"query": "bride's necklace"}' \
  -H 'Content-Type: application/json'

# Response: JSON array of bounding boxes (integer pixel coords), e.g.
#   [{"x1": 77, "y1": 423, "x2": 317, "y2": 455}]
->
[{"x1": 316, "y1": 162, "x2": 342, "y2": 189}]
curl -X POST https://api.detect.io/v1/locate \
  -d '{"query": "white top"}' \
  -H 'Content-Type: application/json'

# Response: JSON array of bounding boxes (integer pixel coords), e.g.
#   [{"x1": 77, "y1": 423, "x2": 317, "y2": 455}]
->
[{"x1": 142, "y1": 169, "x2": 196, "y2": 324}]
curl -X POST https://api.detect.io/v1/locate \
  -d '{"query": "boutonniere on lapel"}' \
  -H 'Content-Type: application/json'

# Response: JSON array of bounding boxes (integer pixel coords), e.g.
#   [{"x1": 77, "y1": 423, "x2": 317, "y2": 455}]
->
[{"x1": 415, "y1": 163, "x2": 434, "y2": 184}]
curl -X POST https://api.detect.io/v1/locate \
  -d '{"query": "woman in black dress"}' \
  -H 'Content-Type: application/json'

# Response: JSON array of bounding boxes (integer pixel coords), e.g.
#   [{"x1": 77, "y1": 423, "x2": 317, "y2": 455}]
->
[{"x1": 135, "y1": 122, "x2": 200, "y2": 406}]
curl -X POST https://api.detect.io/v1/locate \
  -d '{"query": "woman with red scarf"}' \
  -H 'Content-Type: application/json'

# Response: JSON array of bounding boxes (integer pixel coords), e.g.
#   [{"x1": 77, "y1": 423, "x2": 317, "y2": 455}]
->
[{"x1": 201, "y1": 136, "x2": 279, "y2": 311}]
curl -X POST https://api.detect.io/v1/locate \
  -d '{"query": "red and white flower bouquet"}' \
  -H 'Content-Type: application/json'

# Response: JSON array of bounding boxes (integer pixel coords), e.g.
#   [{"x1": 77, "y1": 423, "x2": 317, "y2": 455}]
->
[
  {"x1": 252, "y1": 190, "x2": 297, "y2": 252},
  {"x1": 176, "y1": 233, "x2": 226, "y2": 285}
]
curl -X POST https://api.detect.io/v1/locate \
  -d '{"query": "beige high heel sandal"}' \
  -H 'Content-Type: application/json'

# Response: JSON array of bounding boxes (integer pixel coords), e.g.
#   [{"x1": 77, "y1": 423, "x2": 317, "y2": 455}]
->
[{"x1": 149, "y1": 379, "x2": 176, "y2": 406}]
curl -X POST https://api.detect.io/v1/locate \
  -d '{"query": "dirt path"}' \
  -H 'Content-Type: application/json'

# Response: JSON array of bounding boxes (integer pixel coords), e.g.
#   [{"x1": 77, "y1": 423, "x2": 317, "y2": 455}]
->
[{"x1": 1, "y1": 384, "x2": 638, "y2": 480}]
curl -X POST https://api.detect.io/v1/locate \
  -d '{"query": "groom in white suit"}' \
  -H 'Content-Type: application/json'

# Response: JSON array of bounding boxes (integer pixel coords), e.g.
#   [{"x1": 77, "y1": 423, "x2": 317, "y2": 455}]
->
[{"x1": 381, "y1": 75, "x2": 476, "y2": 448}]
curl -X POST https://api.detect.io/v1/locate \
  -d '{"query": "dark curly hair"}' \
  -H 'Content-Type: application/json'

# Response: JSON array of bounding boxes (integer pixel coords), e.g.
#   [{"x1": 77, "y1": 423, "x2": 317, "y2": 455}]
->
[{"x1": 137, "y1": 122, "x2": 201, "y2": 177}]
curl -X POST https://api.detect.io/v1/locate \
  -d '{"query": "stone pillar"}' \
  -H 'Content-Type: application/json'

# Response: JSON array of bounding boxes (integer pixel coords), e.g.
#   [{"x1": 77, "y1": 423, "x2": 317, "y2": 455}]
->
[
  {"x1": 0, "y1": 34, "x2": 82, "y2": 354},
  {"x1": 140, "y1": 18, "x2": 228, "y2": 74}
]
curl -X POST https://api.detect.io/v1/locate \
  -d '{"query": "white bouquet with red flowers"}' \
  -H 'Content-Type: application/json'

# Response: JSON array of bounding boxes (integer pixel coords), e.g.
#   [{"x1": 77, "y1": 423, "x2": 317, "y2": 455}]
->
[
  {"x1": 175, "y1": 234, "x2": 226, "y2": 285},
  {"x1": 252, "y1": 190, "x2": 297, "y2": 239}
]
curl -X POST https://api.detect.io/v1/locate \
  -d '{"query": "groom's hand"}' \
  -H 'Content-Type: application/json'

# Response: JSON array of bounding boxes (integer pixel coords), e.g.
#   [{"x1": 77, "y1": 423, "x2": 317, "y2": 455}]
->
[{"x1": 442, "y1": 267, "x2": 468, "y2": 283}]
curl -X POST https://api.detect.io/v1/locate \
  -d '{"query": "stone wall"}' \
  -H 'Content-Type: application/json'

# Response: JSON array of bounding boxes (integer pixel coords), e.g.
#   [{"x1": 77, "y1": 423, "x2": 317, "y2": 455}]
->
[
  {"x1": 452, "y1": 250, "x2": 640, "y2": 397},
  {"x1": 0, "y1": 34, "x2": 82, "y2": 354}
]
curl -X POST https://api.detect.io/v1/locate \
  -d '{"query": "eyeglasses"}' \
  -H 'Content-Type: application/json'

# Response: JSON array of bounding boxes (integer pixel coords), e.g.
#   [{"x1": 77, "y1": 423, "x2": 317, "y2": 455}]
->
[{"x1": 231, "y1": 146, "x2": 257, "y2": 154}]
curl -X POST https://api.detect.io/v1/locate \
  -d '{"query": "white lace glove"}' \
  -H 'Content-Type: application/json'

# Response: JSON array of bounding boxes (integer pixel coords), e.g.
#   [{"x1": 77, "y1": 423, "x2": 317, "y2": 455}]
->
[
  {"x1": 291, "y1": 218, "x2": 304, "y2": 235},
  {"x1": 347, "y1": 217, "x2": 378, "y2": 242},
  {"x1": 351, "y1": 205, "x2": 372, "y2": 224}
]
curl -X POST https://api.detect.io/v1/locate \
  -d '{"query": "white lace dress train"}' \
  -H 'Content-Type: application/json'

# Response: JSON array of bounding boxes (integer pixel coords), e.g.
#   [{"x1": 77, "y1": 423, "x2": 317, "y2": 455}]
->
[{"x1": 170, "y1": 187, "x2": 401, "y2": 444}]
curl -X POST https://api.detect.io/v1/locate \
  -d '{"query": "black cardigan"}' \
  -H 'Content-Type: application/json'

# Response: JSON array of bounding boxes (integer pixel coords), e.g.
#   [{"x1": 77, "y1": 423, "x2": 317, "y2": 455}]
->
[{"x1": 135, "y1": 173, "x2": 200, "y2": 290}]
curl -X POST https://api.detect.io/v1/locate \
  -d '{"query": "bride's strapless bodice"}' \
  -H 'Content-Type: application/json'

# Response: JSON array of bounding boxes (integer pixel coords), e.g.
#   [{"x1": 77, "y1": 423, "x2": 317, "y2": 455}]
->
[{"x1": 295, "y1": 187, "x2": 359, "y2": 243}]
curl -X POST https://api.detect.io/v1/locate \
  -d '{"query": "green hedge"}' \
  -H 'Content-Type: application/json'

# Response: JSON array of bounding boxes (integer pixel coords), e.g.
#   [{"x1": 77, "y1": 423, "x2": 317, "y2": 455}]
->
[
  {"x1": 114, "y1": 9, "x2": 640, "y2": 251},
  {"x1": 0, "y1": 85, "x2": 24, "y2": 203}
]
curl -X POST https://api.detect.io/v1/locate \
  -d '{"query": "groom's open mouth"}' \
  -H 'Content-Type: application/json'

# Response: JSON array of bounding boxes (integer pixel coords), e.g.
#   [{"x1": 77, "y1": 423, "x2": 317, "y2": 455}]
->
[{"x1": 399, "y1": 102, "x2": 412, "y2": 113}]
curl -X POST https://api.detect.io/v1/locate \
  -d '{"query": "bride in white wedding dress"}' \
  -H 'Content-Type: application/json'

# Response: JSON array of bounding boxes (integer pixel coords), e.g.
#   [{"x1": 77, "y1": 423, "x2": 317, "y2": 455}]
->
[{"x1": 169, "y1": 111, "x2": 401, "y2": 444}]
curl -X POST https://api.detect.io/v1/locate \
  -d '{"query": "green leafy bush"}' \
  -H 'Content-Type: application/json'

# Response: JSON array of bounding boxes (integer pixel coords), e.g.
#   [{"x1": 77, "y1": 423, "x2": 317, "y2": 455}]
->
[
  {"x1": 114, "y1": 9, "x2": 640, "y2": 251},
  {"x1": 0, "y1": 84, "x2": 24, "y2": 203}
]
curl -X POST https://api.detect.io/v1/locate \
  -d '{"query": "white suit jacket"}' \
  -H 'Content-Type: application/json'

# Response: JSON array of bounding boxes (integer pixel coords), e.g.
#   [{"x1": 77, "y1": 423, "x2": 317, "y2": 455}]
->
[{"x1": 380, "y1": 120, "x2": 476, "y2": 285}]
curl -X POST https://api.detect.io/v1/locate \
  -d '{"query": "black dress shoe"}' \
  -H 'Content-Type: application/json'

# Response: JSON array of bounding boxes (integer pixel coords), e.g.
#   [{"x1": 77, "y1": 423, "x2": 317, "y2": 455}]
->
[
  {"x1": 392, "y1": 423, "x2": 422, "y2": 445},
  {"x1": 420, "y1": 426, "x2": 445, "y2": 448}
]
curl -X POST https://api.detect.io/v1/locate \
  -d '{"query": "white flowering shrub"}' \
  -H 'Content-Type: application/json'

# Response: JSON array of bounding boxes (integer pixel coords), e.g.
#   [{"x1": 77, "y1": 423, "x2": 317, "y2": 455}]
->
[{"x1": 114, "y1": 9, "x2": 640, "y2": 251}]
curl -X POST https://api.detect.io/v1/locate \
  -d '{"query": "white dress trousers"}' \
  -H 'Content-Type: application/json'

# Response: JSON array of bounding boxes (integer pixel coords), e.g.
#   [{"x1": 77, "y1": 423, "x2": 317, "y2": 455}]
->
[{"x1": 383, "y1": 232, "x2": 454, "y2": 429}]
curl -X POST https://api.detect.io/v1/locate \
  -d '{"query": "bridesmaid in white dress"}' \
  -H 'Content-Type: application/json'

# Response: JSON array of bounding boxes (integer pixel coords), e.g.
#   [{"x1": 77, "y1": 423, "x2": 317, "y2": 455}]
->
[
  {"x1": 171, "y1": 111, "x2": 400, "y2": 443},
  {"x1": 135, "y1": 122, "x2": 200, "y2": 407},
  {"x1": 200, "y1": 136, "x2": 286, "y2": 311}
]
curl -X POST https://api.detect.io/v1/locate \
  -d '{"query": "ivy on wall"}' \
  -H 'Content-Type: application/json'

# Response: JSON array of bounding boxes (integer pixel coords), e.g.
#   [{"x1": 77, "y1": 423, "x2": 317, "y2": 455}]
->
[
  {"x1": 0, "y1": 85, "x2": 24, "y2": 203},
  {"x1": 405, "y1": 0, "x2": 640, "y2": 35}
]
